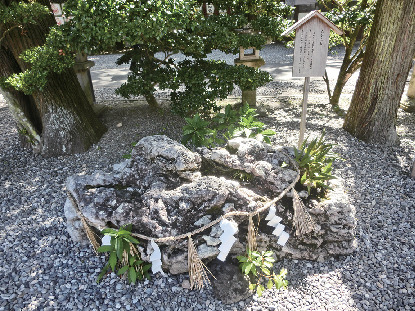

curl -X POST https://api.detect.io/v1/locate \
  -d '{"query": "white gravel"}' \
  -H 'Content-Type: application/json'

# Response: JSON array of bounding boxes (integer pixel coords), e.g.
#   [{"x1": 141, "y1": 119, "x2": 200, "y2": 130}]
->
[{"x1": 1, "y1": 44, "x2": 415, "y2": 311}]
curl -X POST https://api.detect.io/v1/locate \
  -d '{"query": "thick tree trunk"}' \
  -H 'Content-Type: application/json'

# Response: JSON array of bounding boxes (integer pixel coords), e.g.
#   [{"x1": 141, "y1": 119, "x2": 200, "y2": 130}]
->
[
  {"x1": 343, "y1": 0, "x2": 415, "y2": 145},
  {"x1": 0, "y1": 0, "x2": 106, "y2": 156}
]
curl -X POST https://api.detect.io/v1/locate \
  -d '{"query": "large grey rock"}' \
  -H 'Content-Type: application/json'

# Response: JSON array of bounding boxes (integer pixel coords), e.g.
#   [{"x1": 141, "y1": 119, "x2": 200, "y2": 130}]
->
[
  {"x1": 65, "y1": 135, "x2": 356, "y2": 274},
  {"x1": 210, "y1": 260, "x2": 251, "y2": 304}
]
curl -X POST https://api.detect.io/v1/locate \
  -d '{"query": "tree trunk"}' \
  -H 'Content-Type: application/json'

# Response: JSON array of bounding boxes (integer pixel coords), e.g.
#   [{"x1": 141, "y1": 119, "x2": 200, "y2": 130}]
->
[
  {"x1": 0, "y1": 0, "x2": 106, "y2": 156},
  {"x1": 329, "y1": 61, "x2": 351, "y2": 109},
  {"x1": 144, "y1": 93, "x2": 160, "y2": 109},
  {"x1": 343, "y1": 0, "x2": 415, "y2": 145}
]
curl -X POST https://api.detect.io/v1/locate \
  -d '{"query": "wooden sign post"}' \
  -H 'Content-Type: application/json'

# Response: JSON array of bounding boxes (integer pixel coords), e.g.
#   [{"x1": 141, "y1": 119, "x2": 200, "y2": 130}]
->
[{"x1": 282, "y1": 11, "x2": 343, "y2": 148}]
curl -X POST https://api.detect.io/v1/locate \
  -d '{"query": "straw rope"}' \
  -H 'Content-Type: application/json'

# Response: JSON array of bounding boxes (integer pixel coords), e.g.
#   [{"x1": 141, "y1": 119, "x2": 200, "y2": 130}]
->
[
  {"x1": 67, "y1": 159, "x2": 300, "y2": 290},
  {"x1": 67, "y1": 191, "x2": 101, "y2": 254},
  {"x1": 67, "y1": 167, "x2": 300, "y2": 245},
  {"x1": 292, "y1": 189, "x2": 316, "y2": 236},
  {"x1": 187, "y1": 235, "x2": 214, "y2": 290},
  {"x1": 247, "y1": 215, "x2": 257, "y2": 251}
]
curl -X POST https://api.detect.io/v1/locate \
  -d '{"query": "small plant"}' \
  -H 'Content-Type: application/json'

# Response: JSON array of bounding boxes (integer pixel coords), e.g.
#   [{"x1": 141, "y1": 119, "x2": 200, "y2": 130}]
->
[
  {"x1": 233, "y1": 103, "x2": 276, "y2": 144},
  {"x1": 237, "y1": 249, "x2": 288, "y2": 297},
  {"x1": 294, "y1": 132, "x2": 337, "y2": 195},
  {"x1": 96, "y1": 224, "x2": 151, "y2": 284},
  {"x1": 181, "y1": 114, "x2": 216, "y2": 147},
  {"x1": 122, "y1": 142, "x2": 137, "y2": 159},
  {"x1": 181, "y1": 103, "x2": 275, "y2": 148},
  {"x1": 233, "y1": 170, "x2": 254, "y2": 182}
]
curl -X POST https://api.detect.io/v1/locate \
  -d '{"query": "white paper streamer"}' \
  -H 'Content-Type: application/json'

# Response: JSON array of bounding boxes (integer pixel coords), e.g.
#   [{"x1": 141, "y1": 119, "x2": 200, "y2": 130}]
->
[
  {"x1": 217, "y1": 219, "x2": 238, "y2": 261},
  {"x1": 277, "y1": 231, "x2": 289, "y2": 246},
  {"x1": 150, "y1": 240, "x2": 164, "y2": 275},
  {"x1": 266, "y1": 206, "x2": 290, "y2": 247},
  {"x1": 102, "y1": 235, "x2": 111, "y2": 246}
]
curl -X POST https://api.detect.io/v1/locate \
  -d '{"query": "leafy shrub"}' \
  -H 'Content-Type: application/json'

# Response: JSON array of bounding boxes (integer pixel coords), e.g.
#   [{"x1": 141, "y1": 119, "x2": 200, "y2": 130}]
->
[
  {"x1": 237, "y1": 249, "x2": 288, "y2": 297},
  {"x1": 294, "y1": 132, "x2": 337, "y2": 195},
  {"x1": 97, "y1": 224, "x2": 151, "y2": 284},
  {"x1": 181, "y1": 114, "x2": 216, "y2": 147},
  {"x1": 181, "y1": 103, "x2": 275, "y2": 147}
]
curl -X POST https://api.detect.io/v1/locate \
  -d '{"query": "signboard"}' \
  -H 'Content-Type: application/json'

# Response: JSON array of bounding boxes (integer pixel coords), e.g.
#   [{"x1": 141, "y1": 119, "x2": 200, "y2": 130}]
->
[
  {"x1": 281, "y1": 11, "x2": 343, "y2": 147},
  {"x1": 292, "y1": 18, "x2": 330, "y2": 77}
]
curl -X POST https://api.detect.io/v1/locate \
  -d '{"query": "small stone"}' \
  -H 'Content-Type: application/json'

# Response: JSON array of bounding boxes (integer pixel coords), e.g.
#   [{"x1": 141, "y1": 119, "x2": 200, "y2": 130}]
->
[{"x1": 181, "y1": 280, "x2": 191, "y2": 289}]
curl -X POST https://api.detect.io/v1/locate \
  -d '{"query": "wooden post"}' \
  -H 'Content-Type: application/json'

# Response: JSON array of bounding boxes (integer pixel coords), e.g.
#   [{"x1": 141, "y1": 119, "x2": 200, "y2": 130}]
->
[
  {"x1": 281, "y1": 11, "x2": 343, "y2": 148},
  {"x1": 298, "y1": 77, "x2": 310, "y2": 148}
]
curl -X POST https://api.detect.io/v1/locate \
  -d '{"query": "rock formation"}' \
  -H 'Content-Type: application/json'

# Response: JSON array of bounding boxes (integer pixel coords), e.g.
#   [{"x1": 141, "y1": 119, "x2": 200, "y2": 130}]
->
[{"x1": 65, "y1": 135, "x2": 356, "y2": 274}]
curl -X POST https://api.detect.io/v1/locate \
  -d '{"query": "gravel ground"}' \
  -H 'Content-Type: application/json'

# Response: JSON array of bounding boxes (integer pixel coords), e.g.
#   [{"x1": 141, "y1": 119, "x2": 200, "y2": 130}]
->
[{"x1": 1, "y1": 45, "x2": 415, "y2": 311}]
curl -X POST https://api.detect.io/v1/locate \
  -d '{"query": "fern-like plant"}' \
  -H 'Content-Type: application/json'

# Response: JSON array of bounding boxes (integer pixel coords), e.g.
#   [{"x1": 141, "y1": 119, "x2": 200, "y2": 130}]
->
[{"x1": 294, "y1": 132, "x2": 337, "y2": 195}]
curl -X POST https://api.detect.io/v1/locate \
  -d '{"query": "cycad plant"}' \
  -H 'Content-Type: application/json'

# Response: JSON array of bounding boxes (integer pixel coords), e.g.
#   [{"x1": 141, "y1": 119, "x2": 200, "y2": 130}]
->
[{"x1": 294, "y1": 132, "x2": 337, "y2": 196}]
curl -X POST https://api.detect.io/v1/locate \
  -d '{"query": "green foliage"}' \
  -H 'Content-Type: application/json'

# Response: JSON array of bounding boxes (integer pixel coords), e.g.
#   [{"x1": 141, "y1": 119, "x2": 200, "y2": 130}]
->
[
  {"x1": 316, "y1": 1, "x2": 377, "y2": 107},
  {"x1": 237, "y1": 249, "x2": 288, "y2": 297},
  {"x1": 182, "y1": 114, "x2": 216, "y2": 147},
  {"x1": 181, "y1": 103, "x2": 275, "y2": 147},
  {"x1": 96, "y1": 224, "x2": 151, "y2": 284},
  {"x1": 320, "y1": 0, "x2": 376, "y2": 48},
  {"x1": 232, "y1": 104, "x2": 275, "y2": 143},
  {"x1": 2, "y1": 0, "x2": 291, "y2": 111},
  {"x1": 0, "y1": 2, "x2": 50, "y2": 32},
  {"x1": 117, "y1": 55, "x2": 272, "y2": 116},
  {"x1": 122, "y1": 142, "x2": 137, "y2": 159},
  {"x1": 294, "y1": 132, "x2": 337, "y2": 195}
]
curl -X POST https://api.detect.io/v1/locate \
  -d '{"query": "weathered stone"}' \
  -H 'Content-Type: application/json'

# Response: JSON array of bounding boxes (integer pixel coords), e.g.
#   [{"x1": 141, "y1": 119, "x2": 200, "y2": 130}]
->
[
  {"x1": 210, "y1": 260, "x2": 251, "y2": 304},
  {"x1": 203, "y1": 235, "x2": 221, "y2": 246},
  {"x1": 65, "y1": 135, "x2": 356, "y2": 274}
]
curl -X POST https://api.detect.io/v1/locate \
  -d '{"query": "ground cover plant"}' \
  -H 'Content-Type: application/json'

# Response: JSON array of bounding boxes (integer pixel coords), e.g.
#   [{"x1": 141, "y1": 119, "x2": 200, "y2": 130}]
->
[
  {"x1": 182, "y1": 103, "x2": 276, "y2": 147},
  {"x1": 237, "y1": 249, "x2": 288, "y2": 297},
  {"x1": 96, "y1": 225, "x2": 151, "y2": 284}
]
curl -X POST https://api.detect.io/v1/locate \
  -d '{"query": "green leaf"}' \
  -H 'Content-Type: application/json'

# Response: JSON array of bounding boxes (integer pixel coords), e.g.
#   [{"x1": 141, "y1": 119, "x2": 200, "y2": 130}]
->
[
  {"x1": 261, "y1": 129, "x2": 275, "y2": 135},
  {"x1": 249, "y1": 283, "x2": 256, "y2": 290},
  {"x1": 261, "y1": 267, "x2": 270, "y2": 275},
  {"x1": 129, "y1": 256, "x2": 136, "y2": 266},
  {"x1": 256, "y1": 284, "x2": 264, "y2": 297},
  {"x1": 267, "y1": 279, "x2": 273, "y2": 289},
  {"x1": 109, "y1": 252, "x2": 117, "y2": 272},
  {"x1": 96, "y1": 262, "x2": 110, "y2": 283},
  {"x1": 116, "y1": 238, "x2": 124, "y2": 260},
  {"x1": 97, "y1": 245, "x2": 113, "y2": 253},
  {"x1": 274, "y1": 277, "x2": 283, "y2": 289},
  {"x1": 264, "y1": 261, "x2": 273, "y2": 268},
  {"x1": 244, "y1": 263, "x2": 253, "y2": 275},
  {"x1": 129, "y1": 267, "x2": 137, "y2": 284},
  {"x1": 117, "y1": 265, "x2": 129, "y2": 276},
  {"x1": 101, "y1": 228, "x2": 117, "y2": 235},
  {"x1": 237, "y1": 256, "x2": 247, "y2": 262}
]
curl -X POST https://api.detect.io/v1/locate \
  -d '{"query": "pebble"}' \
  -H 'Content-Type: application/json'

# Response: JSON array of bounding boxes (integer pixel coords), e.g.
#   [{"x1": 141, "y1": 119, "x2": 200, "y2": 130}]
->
[{"x1": 1, "y1": 44, "x2": 414, "y2": 311}]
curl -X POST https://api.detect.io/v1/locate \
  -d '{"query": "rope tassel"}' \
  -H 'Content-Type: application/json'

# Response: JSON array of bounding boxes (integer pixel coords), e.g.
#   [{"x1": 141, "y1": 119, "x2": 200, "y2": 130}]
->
[
  {"x1": 247, "y1": 215, "x2": 257, "y2": 251},
  {"x1": 187, "y1": 235, "x2": 212, "y2": 290},
  {"x1": 292, "y1": 189, "x2": 315, "y2": 236},
  {"x1": 67, "y1": 191, "x2": 100, "y2": 254}
]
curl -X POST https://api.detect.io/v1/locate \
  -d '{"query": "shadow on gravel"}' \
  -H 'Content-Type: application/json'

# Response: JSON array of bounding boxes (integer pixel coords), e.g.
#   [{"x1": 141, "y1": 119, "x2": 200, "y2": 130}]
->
[{"x1": 1, "y1": 98, "x2": 414, "y2": 310}]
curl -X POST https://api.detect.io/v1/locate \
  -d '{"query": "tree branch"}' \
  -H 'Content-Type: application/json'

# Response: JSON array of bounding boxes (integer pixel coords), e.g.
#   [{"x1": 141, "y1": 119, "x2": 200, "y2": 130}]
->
[{"x1": 0, "y1": 24, "x2": 20, "y2": 45}]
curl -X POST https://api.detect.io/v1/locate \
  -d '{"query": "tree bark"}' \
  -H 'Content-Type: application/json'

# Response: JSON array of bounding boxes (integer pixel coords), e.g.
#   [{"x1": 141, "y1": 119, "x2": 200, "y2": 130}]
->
[
  {"x1": 343, "y1": 0, "x2": 415, "y2": 145},
  {"x1": 329, "y1": 59, "x2": 351, "y2": 109},
  {"x1": 144, "y1": 93, "x2": 160, "y2": 109},
  {"x1": 0, "y1": 0, "x2": 106, "y2": 156}
]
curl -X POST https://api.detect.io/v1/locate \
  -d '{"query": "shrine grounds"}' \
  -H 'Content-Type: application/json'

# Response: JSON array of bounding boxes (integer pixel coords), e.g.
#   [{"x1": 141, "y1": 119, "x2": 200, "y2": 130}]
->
[{"x1": 0, "y1": 43, "x2": 415, "y2": 310}]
